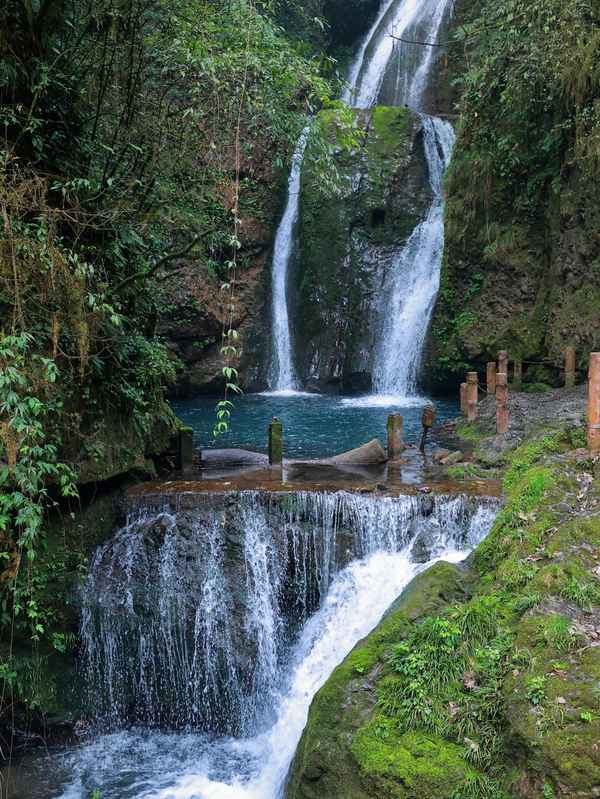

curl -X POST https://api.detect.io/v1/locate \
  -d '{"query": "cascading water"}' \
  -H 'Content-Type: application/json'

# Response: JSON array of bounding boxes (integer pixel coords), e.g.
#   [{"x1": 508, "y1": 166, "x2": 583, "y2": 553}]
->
[
  {"x1": 18, "y1": 491, "x2": 499, "y2": 799},
  {"x1": 267, "y1": 129, "x2": 309, "y2": 393},
  {"x1": 344, "y1": 0, "x2": 457, "y2": 398},
  {"x1": 268, "y1": 0, "x2": 455, "y2": 396},
  {"x1": 372, "y1": 116, "x2": 455, "y2": 395}
]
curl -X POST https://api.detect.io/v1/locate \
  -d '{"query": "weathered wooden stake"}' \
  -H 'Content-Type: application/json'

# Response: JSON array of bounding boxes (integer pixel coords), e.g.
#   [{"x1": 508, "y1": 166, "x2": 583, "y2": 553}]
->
[
  {"x1": 565, "y1": 346, "x2": 576, "y2": 389},
  {"x1": 177, "y1": 426, "x2": 194, "y2": 472},
  {"x1": 486, "y1": 362, "x2": 497, "y2": 396},
  {"x1": 498, "y1": 350, "x2": 508, "y2": 376},
  {"x1": 466, "y1": 372, "x2": 478, "y2": 422},
  {"x1": 419, "y1": 405, "x2": 436, "y2": 453},
  {"x1": 588, "y1": 353, "x2": 600, "y2": 454},
  {"x1": 513, "y1": 358, "x2": 523, "y2": 391},
  {"x1": 269, "y1": 417, "x2": 283, "y2": 465},
  {"x1": 387, "y1": 413, "x2": 405, "y2": 460},
  {"x1": 460, "y1": 382, "x2": 467, "y2": 415},
  {"x1": 496, "y1": 372, "x2": 509, "y2": 435}
]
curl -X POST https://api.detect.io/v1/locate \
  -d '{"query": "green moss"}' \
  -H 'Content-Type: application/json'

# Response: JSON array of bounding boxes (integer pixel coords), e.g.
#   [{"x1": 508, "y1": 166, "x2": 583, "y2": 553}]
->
[
  {"x1": 352, "y1": 723, "x2": 475, "y2": 798},
  {"x1": 370, "y1": 106, "x2": 411, "y2": 157},
  {"x1": 455, "y1": 422, "x2": 487, "y2": 443},
  {"x1": 288, "y1": 419, "x2": 600, "y2": 799},
  {"x1": 446, "y1": 463, "x2": 483, "y2": 480}
]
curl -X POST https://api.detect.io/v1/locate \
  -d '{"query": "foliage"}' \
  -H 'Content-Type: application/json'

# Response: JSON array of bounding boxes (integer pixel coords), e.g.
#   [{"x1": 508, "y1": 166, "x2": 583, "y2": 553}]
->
[{"x1": 0, "y1": 0, "x2": 336, "y2": 619}]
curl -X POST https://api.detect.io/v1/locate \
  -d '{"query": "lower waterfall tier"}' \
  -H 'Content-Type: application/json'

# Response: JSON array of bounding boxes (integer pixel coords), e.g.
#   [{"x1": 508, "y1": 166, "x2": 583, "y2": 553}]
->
[{"x1": 14, "y1": 489, "x2": 498, "y2": 799}]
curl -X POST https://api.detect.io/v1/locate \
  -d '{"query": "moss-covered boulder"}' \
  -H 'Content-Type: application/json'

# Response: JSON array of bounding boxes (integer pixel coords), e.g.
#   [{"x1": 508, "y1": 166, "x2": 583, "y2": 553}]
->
[
  {"x1": 285, "y1": 561, "x2": 472, "y2": 798},
  {"x1": 287, "y1": 424, "x2": 600, "y2": 799},
  {"x1": 291, "y1": 105, "x2": 431, "y2": 392}
]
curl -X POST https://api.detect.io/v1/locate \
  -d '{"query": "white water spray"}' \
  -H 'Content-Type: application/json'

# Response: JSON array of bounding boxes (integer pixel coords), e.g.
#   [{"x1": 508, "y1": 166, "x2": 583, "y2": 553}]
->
[{"x1": 16, "y1": 492, "x2": 498, "y2": 799}]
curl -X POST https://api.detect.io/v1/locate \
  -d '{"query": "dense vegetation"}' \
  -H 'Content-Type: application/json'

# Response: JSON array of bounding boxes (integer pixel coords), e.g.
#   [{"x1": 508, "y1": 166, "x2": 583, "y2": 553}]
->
[
  {"x1": 0, "y1": 0, "x2": 354, "y2": 732},
  {"x1": 288, "y1": 423, "x2": 600, "y2": 798},
  {"x1": 429, "y1": 0, "x2": 600, "y2": 387}
]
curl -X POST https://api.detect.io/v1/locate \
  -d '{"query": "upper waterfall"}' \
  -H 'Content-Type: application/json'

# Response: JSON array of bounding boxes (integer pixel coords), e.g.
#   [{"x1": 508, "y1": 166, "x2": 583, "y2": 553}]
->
[
  {"x1": 372, "y1": 115, "x2": 455, "y2": 396},
  {"x1": 267, "y1": 0, "x2": 455, "y2": 396},
  {"x1": 345, "y1": 0, "x2": 455, "y2": 110}
]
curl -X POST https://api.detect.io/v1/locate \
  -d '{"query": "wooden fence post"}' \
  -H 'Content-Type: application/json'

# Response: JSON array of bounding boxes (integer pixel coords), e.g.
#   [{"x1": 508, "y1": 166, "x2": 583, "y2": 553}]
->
[
  {"x1": 460, "y1": 382, "x2": 467, "y2": 415},
  {"x1": 565, "y1": 346, "x2": 576, "y2": 389},
  {"x1": 486, "y1": 362, "x2": 497, "y2": 396},
  {"x1": 496, "y1": 372, "x2": 509, "y2": 435},
  {"x1": 177, "y1": 426, "x2": 194, "y2": 472},
  {"x1": 466, "y1": 372, "x2": 478, "y2": 422},
  {"x1": 588, "y1": 353, "x2": 600, "y2": 454},
  {"x1": 387, "y1": 414, "x2": 405, "y2": 460},
  {"x1": 498, "y1": 350, "x2": 508, "y2": 376},
  {"x1": 420, "y1": 405, "x2": 436, "y2": 453},
  {"x1": 269, "y1": 417, "x2": 283, "y2": 465}
]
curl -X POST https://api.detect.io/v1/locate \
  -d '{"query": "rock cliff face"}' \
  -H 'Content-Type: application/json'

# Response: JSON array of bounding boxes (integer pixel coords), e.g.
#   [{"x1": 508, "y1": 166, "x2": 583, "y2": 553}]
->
[
  {"x1": 290, "y1": 106, "x2": 431, "y2": 392},
  {"x1": 158, "y1": 1, "x2": 384, "y2": 397}
]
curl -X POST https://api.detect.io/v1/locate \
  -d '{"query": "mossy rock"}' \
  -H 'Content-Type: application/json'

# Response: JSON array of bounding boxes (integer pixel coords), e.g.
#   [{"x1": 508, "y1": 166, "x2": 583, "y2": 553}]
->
[
  {"x1": 292, "y1": 105, "x2": 431, "y2": 391},
  {"x1": 352, "y1": 724, "x2": 476, "y2": 799},
  {"x1": 285, "y1": 561, "x2": 470, "y2": 799}
]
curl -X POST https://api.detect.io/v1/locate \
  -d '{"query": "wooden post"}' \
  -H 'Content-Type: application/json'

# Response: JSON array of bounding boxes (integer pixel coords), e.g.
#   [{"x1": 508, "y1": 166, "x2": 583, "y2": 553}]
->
[
  {"x1": 496, "y1": 372, "x2": 509, "y2": 435},
  {"x1": 419, "y1": 405, "x2": 436, "y2": 453},
  {"x1": 498, "y1": 350, "x2": 508, "y2": 376},
  {"x1": 486, "y1": 362, "x2": 497, "y2": 396},
  {"x1": 588, "y1": 353, "x2": 600, "y2": 454},
  {"x1": 565, "y1": 346, "x2": 576, "y2": 389},
  {"x1": 513, "y1": 358, "x2": 523, "y2": 391},
  {"x1": 460, "y1": 382, "x2": 467, "y2": 415},
  {"x1": 269, "y1": 417, "x2": 283, "y2": 465},
  {"x1": 387, "y1": 413, "x2": 404, "y2": 460},
  {"x1": 177, "y1": 427, "x2": 194, "y2": 472},
  {"x1": 466, "y1": 372, "x2": 478, "y2": 422}
]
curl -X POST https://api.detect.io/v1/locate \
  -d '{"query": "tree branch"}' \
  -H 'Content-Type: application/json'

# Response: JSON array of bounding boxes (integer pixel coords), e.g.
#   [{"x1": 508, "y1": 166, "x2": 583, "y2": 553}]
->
[{"x1": 110, "y1": 234, "x2": 205, "y2": 296}]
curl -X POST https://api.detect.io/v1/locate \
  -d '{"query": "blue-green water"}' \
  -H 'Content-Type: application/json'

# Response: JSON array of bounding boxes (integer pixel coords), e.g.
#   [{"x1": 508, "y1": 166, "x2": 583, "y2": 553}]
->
[{"x1": 171, "y1": 392, "x2": 458, "y2": 460}]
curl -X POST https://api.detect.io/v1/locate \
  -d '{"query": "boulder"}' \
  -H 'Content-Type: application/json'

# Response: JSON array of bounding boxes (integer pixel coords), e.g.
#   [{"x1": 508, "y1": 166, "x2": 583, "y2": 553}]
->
[
  {"x1": 432, "y1": 448, "x2": 452, "y2": 463},
  {"x1": 325, "y1": 439, "x2": 388, "y2": 465},
  {"x1": 409, "y1": 518, "x2": 443, "y2": 563}
]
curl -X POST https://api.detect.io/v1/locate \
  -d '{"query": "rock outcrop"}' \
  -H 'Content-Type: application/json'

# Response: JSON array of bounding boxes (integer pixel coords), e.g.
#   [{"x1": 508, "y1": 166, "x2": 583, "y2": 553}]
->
[
  {"x1": 286, "y1": 419, "x2": 600, "y2": 799},
  {"x1": 291, "y1": 106, "x2": 432, "y2": 392}
]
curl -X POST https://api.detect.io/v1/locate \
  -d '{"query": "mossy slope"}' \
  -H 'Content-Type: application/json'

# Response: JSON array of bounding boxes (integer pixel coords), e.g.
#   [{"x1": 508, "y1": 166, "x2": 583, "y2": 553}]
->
[{"x1": 286, "y1": 423, "x2": 600, "y2": 798}]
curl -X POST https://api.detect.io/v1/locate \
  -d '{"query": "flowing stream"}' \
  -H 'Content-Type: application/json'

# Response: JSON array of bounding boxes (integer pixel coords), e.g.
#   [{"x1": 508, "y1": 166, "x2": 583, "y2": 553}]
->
[
  {"x1": 268, "y1": 0, "x2": 455, "y2": 396},
  {"x1": 12, "y1": 491, "x2": 498, "y2": 799}
]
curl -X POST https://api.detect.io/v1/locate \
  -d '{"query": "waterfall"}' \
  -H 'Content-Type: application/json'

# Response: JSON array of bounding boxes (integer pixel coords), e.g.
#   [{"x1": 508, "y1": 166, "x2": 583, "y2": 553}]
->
[
  {"x1": 267, "y1": 128, "x2": 310, "y2": 393},
  {"x1": 372, "y1": 116, "x2": 455, "y2": 395},
  {"x1": 267, "y1": 0, "x2": 454, "y2": 395},
  {"x1": 31, "y1": 491, "x2": 500, "y2": 799}
]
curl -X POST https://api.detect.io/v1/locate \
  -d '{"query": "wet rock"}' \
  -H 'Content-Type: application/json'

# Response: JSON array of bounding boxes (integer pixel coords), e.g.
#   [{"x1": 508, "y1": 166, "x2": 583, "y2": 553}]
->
[
  {"x1": 433, "y1": 448, "x2": 452, "y2": 463},
  {"x1": 410, "y1": 518, "x2": 443, "y2": 563},
  {"x1": 325, "y1": 438, "x2": 388, "y2": 465},
  {"x1": 555, "y1": 502, "x2": 573, "y2": 514}
]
